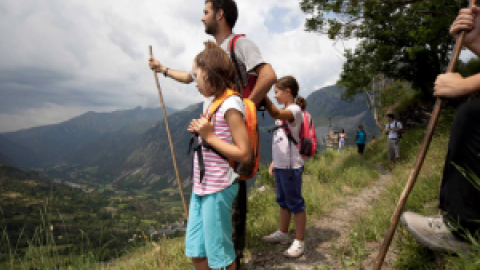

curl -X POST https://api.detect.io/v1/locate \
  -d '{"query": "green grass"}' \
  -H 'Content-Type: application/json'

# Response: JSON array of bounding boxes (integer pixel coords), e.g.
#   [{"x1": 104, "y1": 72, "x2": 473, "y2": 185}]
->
[
  {"x1": 1, "y1": 146, "x2": 382, "y2": 270},
  {"x1": 338, "y1": 109, "x2": 480, "y2": 269},
  {"x1": 9, "y1": 108, "x2": 480, "y2": 270}
]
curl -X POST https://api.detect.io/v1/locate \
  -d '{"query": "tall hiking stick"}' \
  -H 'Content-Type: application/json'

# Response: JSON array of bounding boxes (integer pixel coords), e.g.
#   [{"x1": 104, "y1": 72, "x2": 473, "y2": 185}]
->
[
  {"x1": 372, "y1": 1, "x2": 477, "y2": 269},
  {"x1": 149, "y1": 45, "x2": 189, "y2": 219}
]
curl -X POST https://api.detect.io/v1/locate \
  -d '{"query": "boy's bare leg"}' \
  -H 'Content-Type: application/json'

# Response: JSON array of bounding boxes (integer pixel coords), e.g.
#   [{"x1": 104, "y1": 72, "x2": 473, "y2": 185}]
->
[
  {"x1": 294, "y1": 210, "x2": 306, "y2": 241},
  {"x1": 280, "y1": 207, "x2": 291, "y2": 233}
]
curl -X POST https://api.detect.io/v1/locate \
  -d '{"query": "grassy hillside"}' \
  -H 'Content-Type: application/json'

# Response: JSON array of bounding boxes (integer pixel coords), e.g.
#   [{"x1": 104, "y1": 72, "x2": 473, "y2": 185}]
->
[
  {"x1": 335, "y1": 108, "x2": 480, "y2": 269},
  {"x1": 0, "y1": 165, "x2": 186, "y2": 269},
  {"x1": 0, "y1": 145, "x2": 384, "y2": 269}
]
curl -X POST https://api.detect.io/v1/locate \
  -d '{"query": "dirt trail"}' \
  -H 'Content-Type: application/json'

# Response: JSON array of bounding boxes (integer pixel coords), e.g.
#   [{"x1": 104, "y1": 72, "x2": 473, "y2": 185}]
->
[{"x1": 246, "y1": 166, "x2": 396, "y2": 270}]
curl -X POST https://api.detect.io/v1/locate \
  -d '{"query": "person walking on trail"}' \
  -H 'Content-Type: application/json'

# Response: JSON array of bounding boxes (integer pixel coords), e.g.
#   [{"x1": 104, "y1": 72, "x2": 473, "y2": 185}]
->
[
  {"x1": 355, "y1": 125, "x2": 367, "y2": 157},
  {"x1": 262, "y1": 76, "x2": 307, "y2": 258},
  {"x1": 185, "y1": 42, "x2": 251, "y2": 270},
  {"x1": 385, "y1": 114, "x2": 404, "y2": 168},
  {"x1": 400, "y1": 6, "x2": 480, "y2": 253},
  {"x1": 149, "y1": 1, "x2": 277, "y2": 268},
  {"x1": 338, "y1": 128, "x2": 347, "y2": 154}
]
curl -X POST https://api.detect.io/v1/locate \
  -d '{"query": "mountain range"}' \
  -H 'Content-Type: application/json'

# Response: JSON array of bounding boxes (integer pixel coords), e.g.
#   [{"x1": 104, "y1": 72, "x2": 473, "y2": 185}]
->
[{"x1": 0, "y1": 85, "x2": 378, "y2": 191}]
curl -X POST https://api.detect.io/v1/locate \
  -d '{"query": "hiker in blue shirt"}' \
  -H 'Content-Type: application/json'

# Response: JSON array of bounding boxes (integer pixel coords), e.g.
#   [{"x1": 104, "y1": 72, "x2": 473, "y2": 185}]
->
[{"x1": 355, "y1": 125, "x2": 367, "y2": 157}]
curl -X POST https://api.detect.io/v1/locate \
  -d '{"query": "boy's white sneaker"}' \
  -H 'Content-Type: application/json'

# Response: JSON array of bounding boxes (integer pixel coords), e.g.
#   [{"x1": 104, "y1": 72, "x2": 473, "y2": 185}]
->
[
  {"x1": 262, "y1": 230, "x2": 289, "y2": 243},
  {"x1": 283, "y1": 239, "x2": 305, "y2": 258}
]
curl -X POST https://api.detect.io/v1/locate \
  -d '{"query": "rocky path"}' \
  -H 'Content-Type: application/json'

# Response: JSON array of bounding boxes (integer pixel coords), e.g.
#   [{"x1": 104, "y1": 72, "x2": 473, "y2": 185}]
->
[{"x1": 246, "y1": 166, "x2": 396, "y2": 270}]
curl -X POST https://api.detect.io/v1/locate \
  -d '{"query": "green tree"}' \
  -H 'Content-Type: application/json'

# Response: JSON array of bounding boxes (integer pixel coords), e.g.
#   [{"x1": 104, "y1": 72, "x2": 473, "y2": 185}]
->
[
  {"x1": 301, "y1": 0, "x2": 465, "y2": 100},
  {"x1": 457, "y1": 57, "x2": 480, "y2": 77}
]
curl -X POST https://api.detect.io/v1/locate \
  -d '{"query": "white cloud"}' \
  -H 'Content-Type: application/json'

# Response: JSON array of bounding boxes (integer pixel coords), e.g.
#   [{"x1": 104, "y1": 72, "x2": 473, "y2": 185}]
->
[{"x1": 0, "y1": 0, "x2": 356, "y2": 132}]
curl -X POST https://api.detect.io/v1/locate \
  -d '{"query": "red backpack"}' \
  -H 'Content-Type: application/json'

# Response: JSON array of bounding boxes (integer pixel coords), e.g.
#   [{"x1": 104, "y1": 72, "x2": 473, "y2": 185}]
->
[
  {"x1": 298, "y1": 111, "x2": 317, "y2": 157},
  {"x1": 280, "y1": 110, "x2": 318, "y2": 158}
]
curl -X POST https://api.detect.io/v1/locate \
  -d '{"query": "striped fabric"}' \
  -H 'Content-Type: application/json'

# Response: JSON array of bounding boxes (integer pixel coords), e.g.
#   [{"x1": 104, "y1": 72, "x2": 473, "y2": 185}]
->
[{"x1": 193, "y1": 103, "x2": 234, "y2": 196}]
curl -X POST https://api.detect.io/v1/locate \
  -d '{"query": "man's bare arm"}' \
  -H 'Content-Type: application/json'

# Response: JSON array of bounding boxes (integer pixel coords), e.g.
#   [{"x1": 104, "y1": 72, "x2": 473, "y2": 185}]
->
[
  {"x1": 149, "y1": 57, "x2": 194, "y2": 84},
  {"x1": 248, "y1": 63, "x2": 277, "y2": 104}
]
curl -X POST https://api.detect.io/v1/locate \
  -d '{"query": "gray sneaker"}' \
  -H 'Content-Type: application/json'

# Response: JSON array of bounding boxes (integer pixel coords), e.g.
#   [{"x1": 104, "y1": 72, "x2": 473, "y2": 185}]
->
[
  {"x1": 262, "y1": 230, "x2": 290, "y2": 243},
  {"x1": 400, "y1": 211, "x2": 472, "y2": 253}
]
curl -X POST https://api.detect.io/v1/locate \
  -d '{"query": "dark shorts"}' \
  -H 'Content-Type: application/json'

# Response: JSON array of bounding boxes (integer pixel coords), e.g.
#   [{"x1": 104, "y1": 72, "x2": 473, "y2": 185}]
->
[
  {"x1": 440, "y1": 99, "x2": 480, "y2": 239},
  {"x1": 274, "y1": 167, "x2": 306, "y2": 213},
  {"x1": 357, "y1": 143, "x2": 365, "y2": 154}
]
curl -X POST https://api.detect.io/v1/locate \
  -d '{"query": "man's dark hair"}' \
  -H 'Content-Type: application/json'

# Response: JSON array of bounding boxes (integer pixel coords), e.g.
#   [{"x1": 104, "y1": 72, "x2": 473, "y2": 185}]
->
[
  {"x1": 206, "y1": 0, "x2": 238, "y2": 29},
  {"x1": 387, "y1": 113, "x2": 395, "y2": 119}
]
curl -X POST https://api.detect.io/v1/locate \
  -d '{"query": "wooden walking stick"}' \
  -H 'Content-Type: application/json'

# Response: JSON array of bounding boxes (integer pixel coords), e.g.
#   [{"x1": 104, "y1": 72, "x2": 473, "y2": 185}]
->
[
  {"x1": 149, "y1": 45, "x2": 189, "y2": 219},
  {"x1": 372, "y1": 1, "x2": 477, "y2": 269}
]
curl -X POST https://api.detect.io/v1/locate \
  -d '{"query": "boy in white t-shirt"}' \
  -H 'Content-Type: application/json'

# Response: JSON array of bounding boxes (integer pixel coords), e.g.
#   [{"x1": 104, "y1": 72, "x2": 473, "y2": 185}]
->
[
  {"x1": 385, "y1": 113, "x2": 404, "y2": 168},
  {"x1": 262, "y1": 76, "x2": 307, "y2": 258}
]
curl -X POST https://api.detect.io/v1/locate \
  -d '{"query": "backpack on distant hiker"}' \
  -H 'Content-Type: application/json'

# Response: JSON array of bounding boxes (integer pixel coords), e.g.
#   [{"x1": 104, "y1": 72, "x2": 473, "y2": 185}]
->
[
  {"x1": 188, "y1": 89, "x2": 260, "y2": 181},
  {"x1": 394, "y1": 121, "x2": 403, "y2": 139},
  {"x1": 280, "y1": 110, "x2": 318, "y2": 158}
]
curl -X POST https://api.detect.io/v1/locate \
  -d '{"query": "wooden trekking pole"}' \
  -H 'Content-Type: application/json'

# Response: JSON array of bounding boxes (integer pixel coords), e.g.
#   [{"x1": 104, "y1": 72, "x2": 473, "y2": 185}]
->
[
  {"x1": 372, "y1": 1, "x2": 477, "y2": 269},
  {"x1": 149, "y1": 45, "x2": 189, "y2": 219}
]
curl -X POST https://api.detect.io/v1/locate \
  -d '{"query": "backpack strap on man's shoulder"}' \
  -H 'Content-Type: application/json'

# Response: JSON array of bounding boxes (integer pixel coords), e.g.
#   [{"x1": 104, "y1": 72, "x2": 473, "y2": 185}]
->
[
  {"x1": 228, "y1": 34, "x2": 247, "y2": 92},
  {"x1": 228, "y1": 34, "x2": 246, "y2": 54}
]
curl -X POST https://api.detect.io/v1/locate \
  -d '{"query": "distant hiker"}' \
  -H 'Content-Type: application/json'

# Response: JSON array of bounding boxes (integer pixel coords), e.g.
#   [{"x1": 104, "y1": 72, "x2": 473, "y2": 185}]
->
[
  {"x1": 185, "y1": 42, "x2": 251, "y2": 270},
  {"x1": 338, "y1": 128, "x2": 347, "y2": 154},
  {"x1": 148, "y1": 0, "x2": 277, "y2": 268},
  {"x1": 355, "y1": 125, "x2": 366, "y2": 157},
  {"x1": 262, "y1": 76, "x2": 307, "y2": 258},
  {"x1": 401, "y1": 6, "x2": 480, "y2": 253},
  {"x1": 385, "y1": 114, "x2": 403, "y2": 167},
  {"x1": 371, "y1": 136, "x2": 376, "y2": 143}
]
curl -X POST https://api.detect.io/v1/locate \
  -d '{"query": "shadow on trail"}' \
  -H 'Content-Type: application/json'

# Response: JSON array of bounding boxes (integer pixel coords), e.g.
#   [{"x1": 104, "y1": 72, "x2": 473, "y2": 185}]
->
[{"x1": 247, "y1": 227, "x2": 340, "y2": 269}]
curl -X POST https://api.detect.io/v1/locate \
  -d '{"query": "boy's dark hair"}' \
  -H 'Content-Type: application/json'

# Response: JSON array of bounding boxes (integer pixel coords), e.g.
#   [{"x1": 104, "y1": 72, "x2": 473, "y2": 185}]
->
[
  {"x1": 276, "y1": 76, "x2": 300, "y2": 97},
  {"x1": 206, "y1": 0, "x2": 238, "y2": 29},
  {"x1": 195, "y1": 41, "x2": 236, "y2": 95},
  {"x1": 387, "y1": 113, "x2": 395, "y2": 119}
]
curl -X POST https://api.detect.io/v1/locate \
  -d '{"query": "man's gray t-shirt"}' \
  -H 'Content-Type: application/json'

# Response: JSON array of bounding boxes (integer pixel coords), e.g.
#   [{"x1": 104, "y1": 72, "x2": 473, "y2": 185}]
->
[
  {"x1": 202, "y1": 33, "x2": 267, "y2": 112},
  {"x1": 219, "y1": 33, "x2": 266, "y2": 87}
]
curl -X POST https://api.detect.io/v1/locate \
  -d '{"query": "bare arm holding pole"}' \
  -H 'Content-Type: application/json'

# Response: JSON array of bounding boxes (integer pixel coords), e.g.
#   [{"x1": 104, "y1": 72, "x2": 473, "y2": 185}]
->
[
  {"x1": 149, "y1": 56, "x2": 194, "y2": 84},
  {"x1": 149, "y1": 45, "x2": 189, "y2": 219},
  {"x1": 372, "y1": 1, "x2": 478, "y2": 269}
]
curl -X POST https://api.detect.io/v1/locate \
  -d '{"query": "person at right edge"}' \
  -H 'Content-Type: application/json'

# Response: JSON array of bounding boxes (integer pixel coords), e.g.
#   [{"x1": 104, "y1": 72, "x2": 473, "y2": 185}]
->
[{"x1": 400, "y1": 6, "x2": 480, "y2": 253}]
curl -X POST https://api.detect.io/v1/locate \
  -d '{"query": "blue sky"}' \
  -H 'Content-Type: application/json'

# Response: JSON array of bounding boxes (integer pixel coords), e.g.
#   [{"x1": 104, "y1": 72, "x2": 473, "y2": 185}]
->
[{"x1": 0, "y1": 0, "x2": 363, "y2": 132}]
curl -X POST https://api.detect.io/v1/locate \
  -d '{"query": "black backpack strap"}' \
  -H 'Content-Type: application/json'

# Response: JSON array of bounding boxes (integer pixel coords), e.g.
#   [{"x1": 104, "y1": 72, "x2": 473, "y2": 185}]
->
[
  {"x1": 229, "y1": 35, "x2": 246, "y2": 93},
  {"x1": 282, "y1": 120, "x2": 298, "y2": 145},
  {"x1": 268, "y1": 121, "x2": 298, "y2": 145},
  {"x1": 188, "y1": 133, "x2": 205, "y2": 182},
  {"x1": 269, "y1": 120, "x2": 297, "y2": 179},
  {"x1": 188, "y1": 96, "x2": 241, "y2": 182}
]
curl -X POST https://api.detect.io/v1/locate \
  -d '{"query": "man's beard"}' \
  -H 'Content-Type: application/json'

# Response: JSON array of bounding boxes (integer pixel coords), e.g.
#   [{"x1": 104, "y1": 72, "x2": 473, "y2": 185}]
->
[{"x1": 204, "y1": 21, "x2": 219, "y2": 36}]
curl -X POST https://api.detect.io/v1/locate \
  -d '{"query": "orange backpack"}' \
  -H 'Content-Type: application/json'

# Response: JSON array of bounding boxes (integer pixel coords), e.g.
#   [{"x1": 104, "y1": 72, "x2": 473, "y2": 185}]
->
[{"x1": 189, "y1": 89, "x2": 260, "y2": 181}]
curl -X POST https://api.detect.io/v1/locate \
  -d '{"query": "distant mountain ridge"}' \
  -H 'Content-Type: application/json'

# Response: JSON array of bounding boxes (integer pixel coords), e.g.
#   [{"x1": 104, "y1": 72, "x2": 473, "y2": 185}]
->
[
  {"x1": 307, "y1": 85, "x2": 379, "y2": 147},
  {"x1": 0, "y1": 151, "x2": 14, "y2": 166},
  {"x1": 2, "y1": 106, "x2": 177, "y2": 168},
  {"x1": 0, "y1": 134, "x2": 41, "y2": 168},
  {"x1": 1, "y1": 84, "x2": 378, "y2": 192}
]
